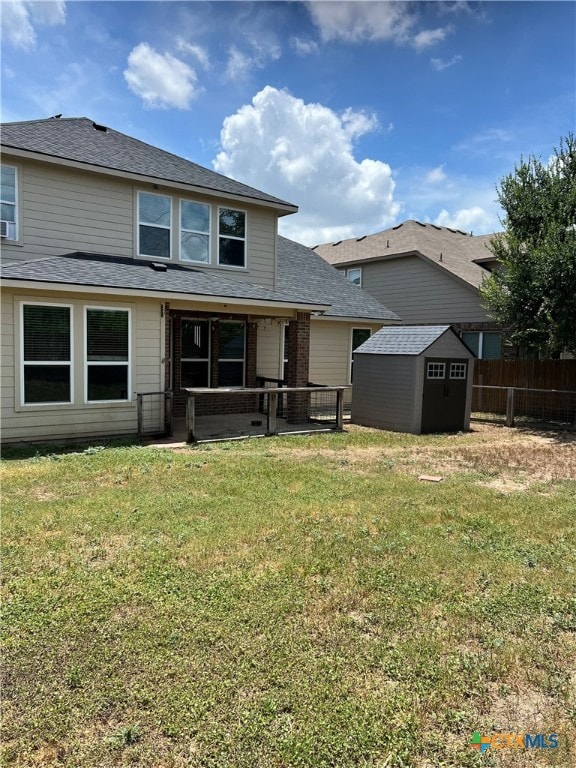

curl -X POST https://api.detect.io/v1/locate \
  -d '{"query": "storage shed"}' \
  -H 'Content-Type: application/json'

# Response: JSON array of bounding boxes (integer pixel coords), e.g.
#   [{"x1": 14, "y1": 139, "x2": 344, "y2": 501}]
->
[{"x1": 351, "y1": 325, "x2": 475, "y2": 434}]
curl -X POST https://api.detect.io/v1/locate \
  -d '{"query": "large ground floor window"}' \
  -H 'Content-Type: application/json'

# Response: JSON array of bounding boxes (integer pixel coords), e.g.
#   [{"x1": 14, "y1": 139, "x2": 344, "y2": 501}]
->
[
  {"x1": 22, "y1": 303, "x2": 72, "y2": 404},
  {"x1": 20, "y1": 301, "x2": 131, "y2": 407}
]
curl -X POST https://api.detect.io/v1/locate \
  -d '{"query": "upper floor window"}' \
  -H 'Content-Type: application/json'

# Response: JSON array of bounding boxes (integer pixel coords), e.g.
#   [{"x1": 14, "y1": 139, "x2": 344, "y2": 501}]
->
[
  {"x1": 181, "y1": 200, "x2": 210, "y2": 263},
  {"x1": 345, "y1": 267, "x2": 362, "y2": 286},
  {"x1": 138, "y1": 192, "x2": 171, "y2": 259},
  {"x1": 1, "y1": 164, "x2": 18, "y2": 241},
  {"x1": 21, "y1": 303, "x2": 72, "y2": 404},
  {"x1": 218, "y1": 208, "x2": 246, "y2": 268}
]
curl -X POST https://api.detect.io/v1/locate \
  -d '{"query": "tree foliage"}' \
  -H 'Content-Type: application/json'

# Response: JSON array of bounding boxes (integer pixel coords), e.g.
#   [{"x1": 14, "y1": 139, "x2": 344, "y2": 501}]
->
[{"x1": 480, "y1": 134, "x2": 576, "y2": 357}]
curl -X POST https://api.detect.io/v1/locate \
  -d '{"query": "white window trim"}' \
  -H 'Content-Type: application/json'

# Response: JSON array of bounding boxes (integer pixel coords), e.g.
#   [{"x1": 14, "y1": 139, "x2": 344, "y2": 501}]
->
[
  {"x1": 20, "y1": 301, "x2": 73, "y2": 407},
  {"x1": 137, "y1": 191, "x2": 172, "y2": 260},
  {"x1": 350, "y1": 327, "x2": 372, "y2": 385},
  {"x1": 1, "y1": 163, "x2": 19, "y2": 242},
  {"x1": 449, "y1": 362, "x2": 467, "y2": 379},
  {"x1": 217, "y1": 206, "x2": 247, "y2": 269},
  {"x1": 179, "y1": 198, "x2": 211, "y2": 265},
  {"x1": 181, "y1": 318, "x2": 211, "y2": 388},
  {"x1": 461, "y1": 331, "x2": 502, "y2": 359},
  {"x1": 84, "y1": 306, "x2": 132, "y2": 404},
  {"x1": 427, "y1": 362, "x2": 446, "y2": 379},
  {"x1": 218, "y1": 321, "x2": 246, "y2": 389},
  {"x1": 346, "y1": 267, "x2": 362, "y2": 287}
]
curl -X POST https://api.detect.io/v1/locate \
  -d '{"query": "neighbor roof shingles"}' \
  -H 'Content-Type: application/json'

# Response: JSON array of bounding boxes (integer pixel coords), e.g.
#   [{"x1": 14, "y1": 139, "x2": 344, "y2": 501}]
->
[
  {"x1": 1, "y1": 117, "x2": 297, "y2": 210},
  {"x1": 314, "y1": 219, "x2": 497, "y2": 289}
]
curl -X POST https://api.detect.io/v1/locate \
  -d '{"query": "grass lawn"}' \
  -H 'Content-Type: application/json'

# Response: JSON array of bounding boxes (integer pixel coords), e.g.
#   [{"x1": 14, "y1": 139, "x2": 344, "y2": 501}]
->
[{"x1": 2, "y1": 425, "x2": 575, "y2": 767}]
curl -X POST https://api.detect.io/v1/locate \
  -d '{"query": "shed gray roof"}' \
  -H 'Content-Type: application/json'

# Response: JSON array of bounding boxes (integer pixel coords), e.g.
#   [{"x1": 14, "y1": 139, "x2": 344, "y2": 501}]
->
[
  {"x1": 0, "y1": 252, "x2": 328, "y2": 308},
  {"x1": 0, "y1": 117, "x2": 296, "y2": 211},
  {"x1": 314, "y1": 219, "x2": 498, "y2": 290},
  {"x1": 277, "y1": 236, "x2": 400, "y2": 321},
  {"x1": 354, "y1": 325, "x2": 462, "y2": 355}
]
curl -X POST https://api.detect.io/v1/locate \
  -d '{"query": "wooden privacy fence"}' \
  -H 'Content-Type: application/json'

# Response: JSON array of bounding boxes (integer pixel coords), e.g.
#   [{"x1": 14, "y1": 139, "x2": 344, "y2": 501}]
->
[
  {"x1": 472, "y1": 360, "x2": 576, "y2": 427},
  {"x1": 474, "y1": 359, "x2": 576, "y2": 390}
]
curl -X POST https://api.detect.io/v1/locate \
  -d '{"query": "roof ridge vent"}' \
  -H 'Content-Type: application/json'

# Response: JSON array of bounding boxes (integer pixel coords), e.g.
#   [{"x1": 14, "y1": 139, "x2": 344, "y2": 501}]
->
[
  {"x1": 332, "y1": 241, "x2": 342, "y2": 246},
  {"x1": 92, "y1": 122, "x2": 108, "y2": 132},
  {"x1": 356, "y1": 235, "x2": 367, "y2": 242},
  {"x1": 392, "y1": 223, "x2": 403, "y2": 230},
  {"x1": 415, "y1": 220, "x2": 426, "y2": 227}
]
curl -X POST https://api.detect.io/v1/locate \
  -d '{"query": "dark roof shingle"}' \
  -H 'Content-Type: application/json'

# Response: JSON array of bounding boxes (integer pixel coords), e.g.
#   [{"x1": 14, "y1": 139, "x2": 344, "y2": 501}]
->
[
  {"x1": 277, "y1": 236, "x2": 400, "y2": 321},
  {"x1": 0, "y1": 252, "x2": 327, "y2": 308},
  {"x1": 1, "y1": 117, "x2": 296, "y2": 210}
]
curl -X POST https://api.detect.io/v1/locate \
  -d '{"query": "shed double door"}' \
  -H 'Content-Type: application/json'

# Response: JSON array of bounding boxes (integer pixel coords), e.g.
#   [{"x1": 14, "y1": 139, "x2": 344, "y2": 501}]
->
[{"x1": 421, "y1": 357, "x2": 469, "y2": 433}]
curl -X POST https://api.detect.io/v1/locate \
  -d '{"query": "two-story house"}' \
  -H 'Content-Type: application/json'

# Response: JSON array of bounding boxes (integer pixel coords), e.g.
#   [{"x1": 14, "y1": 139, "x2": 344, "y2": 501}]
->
[
  {"x1": 1, "y1": 117, "x2": 398, "y2": 444},
  {"x1": 314, "y1": 220, "x2": 517, "y2": 360}
]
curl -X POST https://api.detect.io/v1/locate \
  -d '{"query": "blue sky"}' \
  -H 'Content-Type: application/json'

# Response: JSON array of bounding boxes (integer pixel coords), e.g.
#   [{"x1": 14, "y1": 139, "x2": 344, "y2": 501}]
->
[{"x1": 1, "y1": 1, "x2": 575, "y2": 244}]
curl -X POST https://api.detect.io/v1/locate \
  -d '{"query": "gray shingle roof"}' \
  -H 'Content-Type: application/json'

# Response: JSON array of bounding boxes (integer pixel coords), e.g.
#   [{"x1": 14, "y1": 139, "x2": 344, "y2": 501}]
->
[
  {"x1": 1, "y1": 117, "x2": 297, "y2": 211},
  {"x1": 314, "y1": 219, "x2": 498, "y2": 289},
  {"x1": 0, "y1": 252, "x2": 328, "y2": 308},
  {"x1": 277, "y1": 236, "x2": 400, "y2": 321},
  {"x1": 354, "y1": 325, "x2": 455, "y2": 355}
]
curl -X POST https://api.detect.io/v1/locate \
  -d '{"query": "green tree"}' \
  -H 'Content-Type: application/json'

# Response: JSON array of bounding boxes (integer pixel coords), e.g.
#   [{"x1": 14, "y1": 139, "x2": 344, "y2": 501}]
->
[{"x1": 480, "y1": 134, "x2": 576, "y2": 357}]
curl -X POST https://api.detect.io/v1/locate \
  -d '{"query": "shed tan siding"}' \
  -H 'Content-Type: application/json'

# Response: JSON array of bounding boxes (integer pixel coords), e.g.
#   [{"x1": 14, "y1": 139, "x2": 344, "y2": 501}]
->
[
  {"x1": 1, "y1": 159, "x2": 278, "y2": 288},
  {"x1": 351, "y1": 355, "x2": 418, "y2": 432},
  {"x1": 346, "y1": 256, "x2": 489, "y2": 324},
  {"x1": 1, "y1": 288, "x2": 164, "y2": 443}
]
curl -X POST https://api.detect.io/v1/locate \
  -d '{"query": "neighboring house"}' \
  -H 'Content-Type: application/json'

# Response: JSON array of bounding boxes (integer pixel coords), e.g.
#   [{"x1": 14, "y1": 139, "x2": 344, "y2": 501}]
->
[
  {"x1": 0, "y1": 116, "x2": 397, "y2": 443},
  {"x1": 314, "y1": 219, "x2": 515, "y2": 360}
]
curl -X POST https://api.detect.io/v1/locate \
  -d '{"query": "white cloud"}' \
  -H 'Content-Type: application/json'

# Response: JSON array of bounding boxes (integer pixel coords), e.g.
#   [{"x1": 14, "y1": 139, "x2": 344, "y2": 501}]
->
[
  {"x1": 290, "y1": 36, "x2": 319, "y2": 56},
  {"x1": 306, "y1": 1, "x2": 416, "y2": 44},
  {"x1": 224, "y1": 36, "x2": 281, "y2": 81},
  {"x1": 412, "y1": 25, "x2": 453, "y2": 51},
  {"x1": 425, "y1": 165, "x2": 447, "y2": 184},
  {"x1": 431, "y1": 54, "x2": 462, "y2": 71},
  {"x1": 1, "y1": 0, "x2": 65, "y2": 51},
  {"x1": 434, "y1": 206, "x2": 495, "y2": 233},
  {"x1": 213, "y1": 86, "x2": 399, "y2": 245},
  {"x1": 124, "y1": 43, "x2": 200, "y2": 109},
  {"x1": 176, "y1": 38, "x2": 210, "y2": 69},
  {"x1": 307, "y1": 1, "x2": 452, "y2": 51}
]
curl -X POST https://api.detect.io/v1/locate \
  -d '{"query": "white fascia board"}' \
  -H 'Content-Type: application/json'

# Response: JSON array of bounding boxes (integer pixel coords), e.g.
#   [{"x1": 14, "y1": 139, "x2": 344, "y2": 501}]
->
[{"x1": 1, "y1": 278, "x2": 330, "y2": 312}]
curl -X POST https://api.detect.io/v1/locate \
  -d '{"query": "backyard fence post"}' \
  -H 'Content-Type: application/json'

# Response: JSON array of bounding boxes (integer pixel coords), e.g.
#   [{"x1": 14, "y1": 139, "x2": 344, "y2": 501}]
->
[
  {"x1": 186, "y1": 392, "x2": 196, "y2": 442},
  {"x1": 267, "y1": 391, "x2": 278, "y2": 435},
  {"x1": 506, "y1": 387, "x2": 515, "y2": 427},
  {"x1": 166, "y1": 392, "x2": 173, "y2": 437},
  {"x1": 336, "y1": 388, "x2": 344, "y2": 430},
  {"x1": 137, "y1": 394, "x2": 143, "y2": 441}
]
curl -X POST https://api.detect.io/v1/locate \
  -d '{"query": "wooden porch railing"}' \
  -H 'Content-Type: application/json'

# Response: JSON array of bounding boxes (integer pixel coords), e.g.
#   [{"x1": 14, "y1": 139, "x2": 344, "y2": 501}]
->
[{"x1": 183, "y1": 385, "x2": 346, "y2": 443}]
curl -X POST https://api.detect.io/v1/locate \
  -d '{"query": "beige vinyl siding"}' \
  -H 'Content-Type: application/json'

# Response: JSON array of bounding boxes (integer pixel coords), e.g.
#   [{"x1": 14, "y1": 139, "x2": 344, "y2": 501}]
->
[
  {"x1": 350, "y1": 256, "x2": 489, "y2": 324},
  {"x1": 1, "y1": 159, "x2": 278, "y2": 289},
  {"x1": 2, "y1": 161, "x2": 134, "y2": 262},
  {"x1": 309, "y1": 320, "x2": 382, "y2": 387},
  {"x1": 1, "y1": 288, "x2": 164, "y2": 443},
  {"x1": 351, "y1": 356, "x2": 418, "y2": 433},
  {"x1": 256, "y1": 322, "x2": 283, "y2": 379}
]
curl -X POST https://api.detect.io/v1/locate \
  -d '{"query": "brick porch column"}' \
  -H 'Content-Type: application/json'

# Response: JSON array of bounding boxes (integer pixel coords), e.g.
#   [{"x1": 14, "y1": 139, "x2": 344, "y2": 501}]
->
[{"x1": 285, "y1": 312, "x2": 311, "y2": 423}]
